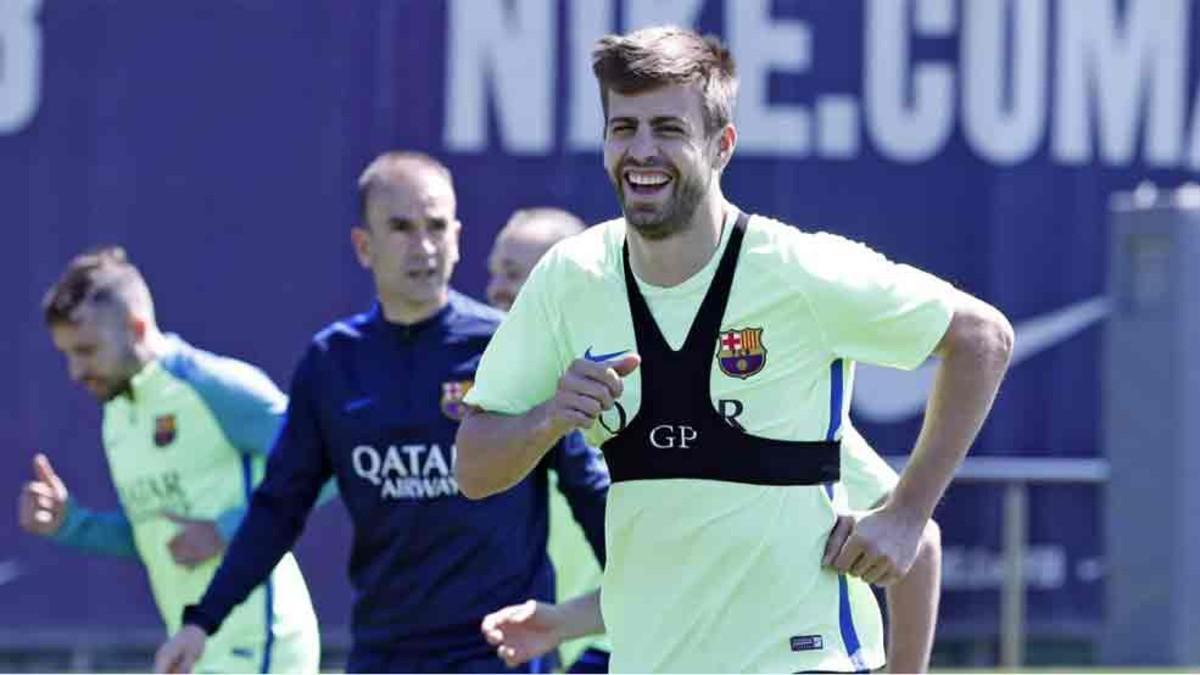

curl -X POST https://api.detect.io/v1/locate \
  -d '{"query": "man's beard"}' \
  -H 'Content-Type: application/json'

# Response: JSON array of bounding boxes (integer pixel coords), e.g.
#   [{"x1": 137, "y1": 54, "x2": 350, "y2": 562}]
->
[{"x1": 613, "y1": 164, "x2": 710, "y2": 241}]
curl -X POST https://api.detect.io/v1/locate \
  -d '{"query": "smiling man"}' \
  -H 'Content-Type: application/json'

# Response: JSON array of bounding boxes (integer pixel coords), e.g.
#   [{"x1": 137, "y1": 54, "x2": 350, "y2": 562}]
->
[{"x1": 457, "y1": 27, "x2": 1013, "y2": 673}]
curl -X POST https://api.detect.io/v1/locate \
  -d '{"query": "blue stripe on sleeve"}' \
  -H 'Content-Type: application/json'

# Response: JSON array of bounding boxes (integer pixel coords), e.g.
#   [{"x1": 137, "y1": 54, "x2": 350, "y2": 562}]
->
[
  {"x1": 159, "y1": 337, "x2": 286, "y2": 457},
  {"x1": 52, "y1": 501, "x2": 139, "y2": 558}
]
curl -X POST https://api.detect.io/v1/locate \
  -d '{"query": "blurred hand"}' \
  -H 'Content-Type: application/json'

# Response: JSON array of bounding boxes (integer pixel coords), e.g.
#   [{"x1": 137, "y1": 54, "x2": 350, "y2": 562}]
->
[
  {"x1": 544, "y1": 353, "x2": 640, "y2": 435},
  {"x1": 154, "y1": 624, "x2": 207, "y2": 674},
  {"x1": 481, "y1": 599, "x2": 565, "y2": 668},
  {"x1": 163, "y1": 513, "x2": 225, "y2": 569},
  {"x1": 18, "y1": 454, "x2": 68, "y2": 536},
  {"x1": 823, "y1": 506, "x2": 925, "y2": 587}
]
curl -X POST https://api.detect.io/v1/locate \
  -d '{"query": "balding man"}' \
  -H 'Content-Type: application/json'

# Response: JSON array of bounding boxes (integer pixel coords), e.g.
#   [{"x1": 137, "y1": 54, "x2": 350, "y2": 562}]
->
[{"x1": 155, "y1": 153, "x2": 608, "y2": 674}]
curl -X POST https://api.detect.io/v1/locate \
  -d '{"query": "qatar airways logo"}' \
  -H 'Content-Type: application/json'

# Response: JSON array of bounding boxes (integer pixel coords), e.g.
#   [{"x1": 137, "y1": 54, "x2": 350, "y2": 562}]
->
[{"x1": 352, "y1": 444, "x2": 459, "y2": 500}]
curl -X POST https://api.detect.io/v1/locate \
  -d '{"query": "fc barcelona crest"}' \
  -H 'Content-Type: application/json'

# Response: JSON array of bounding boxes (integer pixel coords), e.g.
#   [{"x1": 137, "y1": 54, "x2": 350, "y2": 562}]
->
[
  {"x1": 716, "y1": 327, "x2": 767, "y2": 379},
  {"x1": 441, "y1": 380, "x2": 474, "y2": 421},
  {"x1": 153, "y1": 414, "x2": 177, "y2": 447}
]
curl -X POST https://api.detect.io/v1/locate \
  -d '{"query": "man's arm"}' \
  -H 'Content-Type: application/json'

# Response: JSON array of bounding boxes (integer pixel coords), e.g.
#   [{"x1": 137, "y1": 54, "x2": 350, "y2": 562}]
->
[
  {"x1": 52, "y1": 501, "x2": 139, "y2": 558},
  {"x1": 482, "y1": 591, "x2": 605, "y2": 669},
  {"x1": 19, "y1": 454, "x2": 139, "y2": 558},
  {"x1": 549, "y1": 432, "x2": 609, "y2": 564},
  {"x1": 457, "y1": 354, "x2": 639, "y2": 499},
  {"x1": 883, "y1": 520, "x2": 941, "y2": 673},
  {"x1": 893, "y1": 293, "x2": 1013, "y2": 519},
  {"x1": 824, "y1": 513, "x2": 941, "y2": 673},
  {"x1": 832, "y1": 292, "x2": 1012, "y2": 584}
]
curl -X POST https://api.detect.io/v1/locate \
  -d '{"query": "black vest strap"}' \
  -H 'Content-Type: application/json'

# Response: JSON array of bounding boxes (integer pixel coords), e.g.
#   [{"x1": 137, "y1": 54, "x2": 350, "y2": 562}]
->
[{"x1": 603, "y1": 212, "x2": 841, "y2": 487}]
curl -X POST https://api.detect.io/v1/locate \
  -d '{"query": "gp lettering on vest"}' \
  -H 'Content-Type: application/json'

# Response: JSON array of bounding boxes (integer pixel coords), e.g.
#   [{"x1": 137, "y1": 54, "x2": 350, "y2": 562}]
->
[{"x1": 649, "y1": 424, "x2": 698, "y2": 449}]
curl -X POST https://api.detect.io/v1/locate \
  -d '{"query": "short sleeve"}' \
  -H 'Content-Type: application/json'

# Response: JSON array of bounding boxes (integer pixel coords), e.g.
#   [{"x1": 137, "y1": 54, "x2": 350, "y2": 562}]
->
[
  {"x1": 464, "y1": 251, "x2": 568, "y2": 414},
  {"x1": 796, "y1": 232, "x2": 956, "y2": 370}
]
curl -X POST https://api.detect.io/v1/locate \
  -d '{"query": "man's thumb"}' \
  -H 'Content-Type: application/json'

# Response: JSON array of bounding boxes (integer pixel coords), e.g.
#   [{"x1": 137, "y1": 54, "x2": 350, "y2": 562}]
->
[
  {"x1": 611, "y1": 353, "x2": 641, "y2": 377},
  {"x1": 33, "y1": 454, "x2": 61, "y2": 487}
]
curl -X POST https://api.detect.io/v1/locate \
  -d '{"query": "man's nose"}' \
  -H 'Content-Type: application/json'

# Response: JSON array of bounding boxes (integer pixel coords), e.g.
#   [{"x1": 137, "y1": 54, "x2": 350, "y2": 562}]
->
[{"x1": 626, "y1": 127, "x2": 658, "y2": 163}]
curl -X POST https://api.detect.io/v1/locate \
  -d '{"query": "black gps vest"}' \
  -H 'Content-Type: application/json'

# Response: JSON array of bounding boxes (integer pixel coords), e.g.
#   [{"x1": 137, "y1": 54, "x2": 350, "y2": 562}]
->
[{"x1": 601, "y1": 211, "x2": 841, "y2": 486}]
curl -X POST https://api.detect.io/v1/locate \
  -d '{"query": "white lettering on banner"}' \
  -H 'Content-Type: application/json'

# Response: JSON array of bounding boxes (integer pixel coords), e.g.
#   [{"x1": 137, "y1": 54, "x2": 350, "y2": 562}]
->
[
  {"x1": 442, "y1": 0, "x2": 1200, "y2": 169},
  {"x1": 865, "y1": 0, "x2": 956, "y2": 163},
  {"x1": 1053, "y1": 0, "x2": 1189, "y2": 167},
  {"x1": 624, "y1": 0, "x2": 704, "y2": 32},
  {"x1": 567, "y1": 0, "x2": 614, "y2": 151},
  {"x1": 942, "y1": 545, "x2": 1070, "y2": 591},
  {"x1": 728, "y1": 0, "x2": 812, "y2": 155},
  {"x1": 444, "y1": 0, "x2": 554, "y2": 153},
  {"x1": 962, "y1": 0, "x2": 1047, "y2": 165},
  {"x1": 0, "y1": 0, "x2": 41, "y2": 135},
  {"x1": 352, "y1": 443, "x2": 460, "y2": 500}
]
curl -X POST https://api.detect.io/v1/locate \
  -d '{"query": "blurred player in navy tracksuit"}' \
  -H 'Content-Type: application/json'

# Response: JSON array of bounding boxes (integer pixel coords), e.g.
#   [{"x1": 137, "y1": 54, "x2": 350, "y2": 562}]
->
[{"x1": 154, "y1": 151, "x2": 608, "y2": 674}]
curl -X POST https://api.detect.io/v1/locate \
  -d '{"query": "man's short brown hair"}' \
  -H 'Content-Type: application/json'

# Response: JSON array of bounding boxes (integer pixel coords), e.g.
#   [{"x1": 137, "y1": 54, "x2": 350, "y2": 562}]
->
[
  {"x1": 42, "y1": 246, "x2": 153, "y2": 325},
  {"x1": 591, "y1": 26, "x2": 738, "y2": 136}
]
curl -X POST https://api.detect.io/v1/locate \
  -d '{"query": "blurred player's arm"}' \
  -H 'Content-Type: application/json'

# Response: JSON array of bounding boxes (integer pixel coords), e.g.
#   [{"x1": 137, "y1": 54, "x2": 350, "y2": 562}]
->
[
  {"x1": 831, "y1": 428, "x2": 941, "y2": 673},
  {"x1": 482, "y1": 590, "x2": 605, "y2": 669},
  {"x1": 53, "y1": 501, "x2": 139, "y2": 558},
  {"x1": 882, "y1": 520, "x2": 941, "y2": 673},
  {"x1": 18, "y1": 453, "x2": 138, "y2": 557},
  {"x1": 548, "y1": 431, "x2": 608, "y2": 564},
  {"x1": 176, "y1": 348, "x2": 333, "y2": 638}
]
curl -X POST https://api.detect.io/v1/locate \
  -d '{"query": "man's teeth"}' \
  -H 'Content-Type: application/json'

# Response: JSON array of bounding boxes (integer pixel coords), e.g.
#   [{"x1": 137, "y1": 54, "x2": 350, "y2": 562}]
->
[{"x1": 627, "y1": 172, "x2": 670, "y2": 187}]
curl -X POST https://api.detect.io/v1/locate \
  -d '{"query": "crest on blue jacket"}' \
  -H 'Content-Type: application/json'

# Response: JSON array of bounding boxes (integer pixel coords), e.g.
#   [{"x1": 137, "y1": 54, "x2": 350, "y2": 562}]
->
[
  {"x1": 441, "y1": 380, "x2": 474, "y2": 421},
  {"x1": 153, "y1": 414, "x2": 177, "y2": 447},
  {"x1": 716, "y1": 327, "x2": 767, "y2": 379}
]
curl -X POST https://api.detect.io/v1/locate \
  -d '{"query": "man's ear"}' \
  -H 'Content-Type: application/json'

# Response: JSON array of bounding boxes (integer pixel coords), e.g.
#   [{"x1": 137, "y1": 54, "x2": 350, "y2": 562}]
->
[
  {"x1": 715, "y1": 124, "x2": 737, "y2": 169},
  {"x1": 351, "y1": 226, "x2": 372, "y2": 269},
  {"x1": 128, "y1": 312, "x2": 148, "y2": 341}
]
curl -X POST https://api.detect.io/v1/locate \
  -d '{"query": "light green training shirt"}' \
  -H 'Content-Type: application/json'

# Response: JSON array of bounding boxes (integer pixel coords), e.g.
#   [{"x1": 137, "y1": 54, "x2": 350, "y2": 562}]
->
[
  {"x1": 59, "y1": 336, "x2": 320, "y2": 673},
  {"x1": 466, "y1": 213, "x2": 953, "y2": 673}
]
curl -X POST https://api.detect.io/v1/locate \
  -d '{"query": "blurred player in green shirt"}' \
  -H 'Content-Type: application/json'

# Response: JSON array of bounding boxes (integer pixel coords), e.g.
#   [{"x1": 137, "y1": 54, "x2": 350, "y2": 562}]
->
[{"x1": 19, "y1": 247, "x2": 319, "y2": 673}]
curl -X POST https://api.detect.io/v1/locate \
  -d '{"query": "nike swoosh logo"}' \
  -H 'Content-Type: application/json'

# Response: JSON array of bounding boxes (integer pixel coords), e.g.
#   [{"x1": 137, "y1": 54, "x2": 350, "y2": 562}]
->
[
  {"x1": 852, "y1": 296, "x2": 1111, "y2": 423},
  {"x1": 343, "y1": 396, "x2": 375, "y2": 412},
  {"x1": 583, "y1": 347, "x2": 631, "y2": 363}
]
